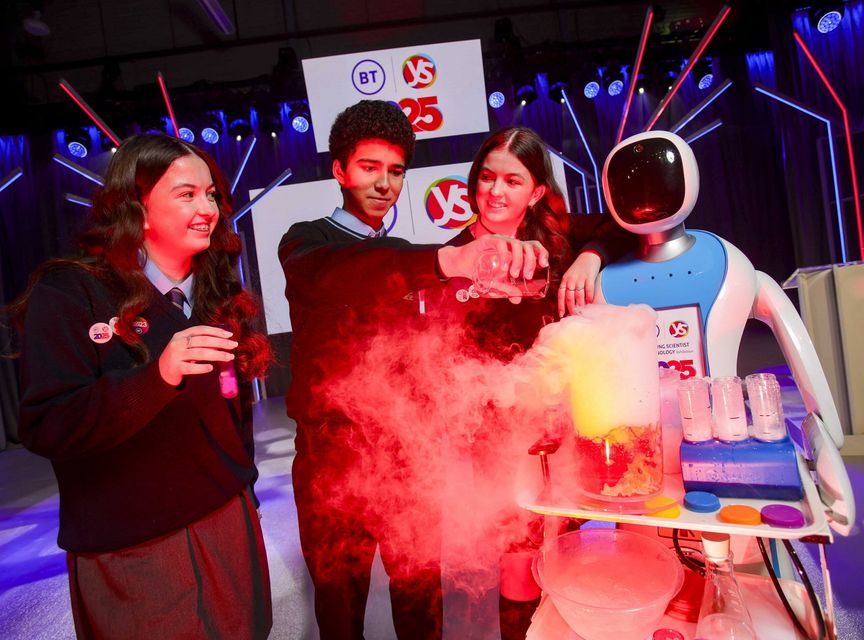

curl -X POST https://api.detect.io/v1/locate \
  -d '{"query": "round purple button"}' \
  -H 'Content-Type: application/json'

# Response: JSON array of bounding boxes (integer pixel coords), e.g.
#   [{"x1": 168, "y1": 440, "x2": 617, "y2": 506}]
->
[{"x1": 760, "y1": 504, "x2": 806, "y2": 528}]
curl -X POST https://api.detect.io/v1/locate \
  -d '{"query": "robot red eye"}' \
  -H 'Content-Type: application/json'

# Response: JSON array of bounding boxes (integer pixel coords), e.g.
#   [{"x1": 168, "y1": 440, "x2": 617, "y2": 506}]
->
[{"x1": 632, "y1": 207, "x2": 664, "y2": 221}]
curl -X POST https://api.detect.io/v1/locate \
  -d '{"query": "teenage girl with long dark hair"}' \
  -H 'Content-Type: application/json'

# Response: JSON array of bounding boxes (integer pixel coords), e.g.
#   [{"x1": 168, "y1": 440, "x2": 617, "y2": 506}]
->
[{"x1": 11, "y1": 134, "x2": 272, "y2": 639}]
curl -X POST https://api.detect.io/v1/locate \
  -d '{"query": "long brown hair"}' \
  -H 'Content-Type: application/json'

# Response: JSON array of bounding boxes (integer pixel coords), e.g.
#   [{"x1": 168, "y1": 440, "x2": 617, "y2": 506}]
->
[
  {"x1": 9, "y1": 134, "x2": 271, "y2": 380},
  {"x1": 467, "y1": 127, "x2": 573, "y2": 281}
]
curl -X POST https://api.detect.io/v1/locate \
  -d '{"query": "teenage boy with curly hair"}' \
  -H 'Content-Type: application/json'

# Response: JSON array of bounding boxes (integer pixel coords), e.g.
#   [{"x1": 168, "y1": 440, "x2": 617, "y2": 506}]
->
[{"x1": 279, "y1": 100, "x2": 549, "y2": 639}]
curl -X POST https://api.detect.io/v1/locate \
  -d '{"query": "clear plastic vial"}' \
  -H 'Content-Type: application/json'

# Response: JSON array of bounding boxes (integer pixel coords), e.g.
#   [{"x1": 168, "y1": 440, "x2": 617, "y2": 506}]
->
[
  {"x1": 745, "y1": 372, "x2": 786, "y2": 441},
  {"x1": 694, "y1": 532, "x2": 756, "y2": 640},
  {"x1": 677, "y1": 377, "x2": 713, "y2": 442},
  {"x1": 710, "y1": 376, "x2": 748, "y2": 442}
]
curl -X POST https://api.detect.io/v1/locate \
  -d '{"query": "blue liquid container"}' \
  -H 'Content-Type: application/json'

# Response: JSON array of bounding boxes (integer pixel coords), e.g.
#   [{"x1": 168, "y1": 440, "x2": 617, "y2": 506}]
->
[{"x1": 680, "y1": 437, "x2": 804, "y2": 501}]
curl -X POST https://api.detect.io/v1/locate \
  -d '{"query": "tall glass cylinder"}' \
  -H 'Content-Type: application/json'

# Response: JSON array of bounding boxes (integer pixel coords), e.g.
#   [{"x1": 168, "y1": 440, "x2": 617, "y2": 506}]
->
[{"x1": 563, "y1": 304, "x2": 664, "y2": 500}]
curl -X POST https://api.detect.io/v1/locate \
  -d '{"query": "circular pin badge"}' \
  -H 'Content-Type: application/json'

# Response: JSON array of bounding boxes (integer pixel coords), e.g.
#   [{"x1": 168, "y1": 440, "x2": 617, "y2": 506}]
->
[
  {"x1": 131, "y1": 317, "x2": 149, "y2": 335},
  {"x1": 89, "y1": 322, "x2": 113, "y2": 344},
  {"x1": 108, "y1": 316, "x2": 119, "y2": 332},
  {"x1": 468, "y1": 284, "x2": 480, "y2": 299},
  {"x1": 455, "y1": 289, "x2": 470, "y2": 303}
]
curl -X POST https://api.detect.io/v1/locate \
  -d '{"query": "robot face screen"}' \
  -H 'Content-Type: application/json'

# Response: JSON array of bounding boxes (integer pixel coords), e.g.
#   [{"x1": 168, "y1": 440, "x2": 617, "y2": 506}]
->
[{"x1": 607, "y1": 138, "x2": 686, "y2": 225}]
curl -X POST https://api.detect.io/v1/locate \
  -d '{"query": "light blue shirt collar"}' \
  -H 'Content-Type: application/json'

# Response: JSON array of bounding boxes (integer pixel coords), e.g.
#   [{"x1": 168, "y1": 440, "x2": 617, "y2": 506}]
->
[
  {"x1": 326, "y1": 207, "x2": 387, "y2": 238},
  {"x1": 143, "y1": 259, "x2": 194, "y2": 319}
]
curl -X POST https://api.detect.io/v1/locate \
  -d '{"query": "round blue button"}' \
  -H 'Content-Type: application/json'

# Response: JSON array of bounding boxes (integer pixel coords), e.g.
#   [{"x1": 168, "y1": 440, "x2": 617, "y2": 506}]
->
[{"x1": 683, "y1": 491, "x2": 721, "y2": 513}]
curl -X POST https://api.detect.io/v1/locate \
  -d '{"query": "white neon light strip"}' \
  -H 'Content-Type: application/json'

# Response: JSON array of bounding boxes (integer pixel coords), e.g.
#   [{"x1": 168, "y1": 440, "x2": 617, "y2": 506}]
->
[
  {"x1": 64, "y1": 193, "x2": 93, "y2": 207},
  {"x1": 231, "y1": 136, "x2": 258, "y2": 194},
  {"x1": 671, "y1": 79, "x2": 733, "y2": 134},
  {"x1": 230, "y1": 168, "x2": 293, "y2": 224},
  {"x1": 684, "y1": 119, "x2": 723, "y2": 144},
  {"x1": 754, "y1": 83, "x2": 847, "y2": 264},
  {"x1": 546, "y1": 145, "x2": 591, "y2": 214},
  {"x1": 53, "y1": 154, "x2": 105, "y2": 186},
  {"x1": 561, "y1": 90, "x2": 603, "y2": 212},
  {"x1": 0, "y1": 167, "x2": 23, "y2": 193}
]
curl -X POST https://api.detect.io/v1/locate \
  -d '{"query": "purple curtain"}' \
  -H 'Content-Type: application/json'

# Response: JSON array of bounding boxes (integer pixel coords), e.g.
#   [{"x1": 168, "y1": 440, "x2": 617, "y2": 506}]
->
[{"x1": 2, "y1": 3, "x2": 862, "y2": 408}]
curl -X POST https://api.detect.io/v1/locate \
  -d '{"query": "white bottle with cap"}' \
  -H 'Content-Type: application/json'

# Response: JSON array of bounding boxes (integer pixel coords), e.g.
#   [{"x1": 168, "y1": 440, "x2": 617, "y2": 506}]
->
[{"x1": 694, "y1": 532, "x2": 755, "y2": 640}]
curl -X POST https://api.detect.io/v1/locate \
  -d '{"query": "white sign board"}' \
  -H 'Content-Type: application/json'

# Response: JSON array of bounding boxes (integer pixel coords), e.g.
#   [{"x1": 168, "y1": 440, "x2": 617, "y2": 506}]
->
[
  {"x1": 302, "y1": 39, "x2": 489, "y2": 153},
  {"x1": 655, "y1": 304, "x2": 707, "y2": 380},
  {"x1": 252, "y1": 155, "x2": 569, "y2": 334}
]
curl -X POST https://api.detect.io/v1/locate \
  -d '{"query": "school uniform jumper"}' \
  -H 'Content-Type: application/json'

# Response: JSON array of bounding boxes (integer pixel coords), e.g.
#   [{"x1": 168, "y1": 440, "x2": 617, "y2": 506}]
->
[
  {"x1": 279, "y1": 211, "x2": 446, "y2": 640},
  {"x1": 18, "y1": 265, "x2": 271, "y2": 640}
]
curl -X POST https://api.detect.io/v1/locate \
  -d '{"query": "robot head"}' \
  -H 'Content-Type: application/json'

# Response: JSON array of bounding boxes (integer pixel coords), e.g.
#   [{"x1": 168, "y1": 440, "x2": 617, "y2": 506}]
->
[{"x1": 602, "y1": 131, "x2": 699, "y2": 234}]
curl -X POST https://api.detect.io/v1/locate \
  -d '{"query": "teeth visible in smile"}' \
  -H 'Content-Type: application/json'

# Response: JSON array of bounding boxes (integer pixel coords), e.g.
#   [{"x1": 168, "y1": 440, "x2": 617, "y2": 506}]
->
[{"x1": 190, "y1": 224, "x2": 210, "y2": 231}]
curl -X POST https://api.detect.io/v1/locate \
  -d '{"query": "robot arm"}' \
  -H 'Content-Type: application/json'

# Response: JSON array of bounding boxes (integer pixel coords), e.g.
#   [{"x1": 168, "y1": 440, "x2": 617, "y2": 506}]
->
[
  {"x1": 752, "y1": 271, "x2": 855, "y2": 535},
  {"x1": 751, "y1": 270, "x2": 844, "y2": 448}
]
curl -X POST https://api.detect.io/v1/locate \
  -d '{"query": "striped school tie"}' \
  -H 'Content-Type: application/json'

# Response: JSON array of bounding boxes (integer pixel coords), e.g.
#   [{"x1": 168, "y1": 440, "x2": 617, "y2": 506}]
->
[{"x1": 166, "y1": 287, "x2": 186, "y2": 311}]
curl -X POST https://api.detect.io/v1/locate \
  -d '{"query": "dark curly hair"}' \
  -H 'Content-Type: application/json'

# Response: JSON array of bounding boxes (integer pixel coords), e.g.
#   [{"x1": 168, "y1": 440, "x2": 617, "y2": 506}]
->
[
  {"x1": 467, "y1": 127, "x2": 573, "y2": 282},
  {"x1": 329, "y1": 100, "x2": 416, "y2": 168},
  {"x1": 9, "y1": 134, "x2": 272, "y2": 380}
]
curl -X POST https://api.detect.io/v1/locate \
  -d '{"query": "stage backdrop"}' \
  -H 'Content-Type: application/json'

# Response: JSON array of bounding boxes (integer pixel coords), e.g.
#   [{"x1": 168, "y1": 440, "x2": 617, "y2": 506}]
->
[
  {"x1": 302, "y1": 39, "x2": 489, "y2": 153},
  {"x1": 252, "y1": 155, "x2": 569, "y2": 334}
]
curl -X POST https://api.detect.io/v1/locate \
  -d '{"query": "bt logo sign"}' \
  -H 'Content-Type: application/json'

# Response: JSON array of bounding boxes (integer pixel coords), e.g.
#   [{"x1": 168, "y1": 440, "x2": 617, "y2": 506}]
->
[
  {"x1": 425, "y1": 176, "x2": 474, "y2": 229},
  {"x1": 351, "y1": 59, "x2": 386, "y2": 95},
  {"x1": 402, "y1": 54, "x2": 436, "y2": 89}
]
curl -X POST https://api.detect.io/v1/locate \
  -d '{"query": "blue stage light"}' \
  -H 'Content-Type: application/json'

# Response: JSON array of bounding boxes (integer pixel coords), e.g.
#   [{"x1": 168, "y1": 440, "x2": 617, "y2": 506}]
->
[
  {"x1": 583, "y1": 81, "x2": 600, "y2": 99},
  {"x1": 694, "y1": 59, "x2": 714, "y2": 90},
  {"x1": 292, "y1": 115, "x2": 309, "y2": 133},
  {"x1": 488, "y1": 91, "x2": 505, "y2": 109},
  {"x1": 549, "y1": 81, "x2": 568, "y2": 104},
  {"x1": 810, "y1": 5, "x2": 844, "y2": 33},
  {"x1": 607, "y1": 79, "x2": 624, "y2": 96},
  {"x1": 698, "y1": 73, "x2": 714, "y2": 90},
  {"x1": 515, "y1": 84, "x2": 537, "y2": 107},
  {"x1": 229, "y1": 118, "x2": 252, "y2": 141},
  {"x1": 178, "y1": 127, "x2": 195, "y2": 142},
  {"x1": 201, "y1": 127, "x2": 220, "y2": 144},
  {"x1": 68, "y1": 141, "x2": 88, "y2": 158}
]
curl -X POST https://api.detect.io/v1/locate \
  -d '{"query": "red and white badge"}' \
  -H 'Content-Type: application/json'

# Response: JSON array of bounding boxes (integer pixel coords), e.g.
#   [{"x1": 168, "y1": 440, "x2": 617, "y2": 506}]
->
[
  {"x1": 131, "y1": 317, "x2": 149, "y2": 335},
  {"x1": 88, "y1": 322, "x2": 113, "y2": 344},
  {"x1": 108, "y1": 316, "x2": 150, "y2": 336}
]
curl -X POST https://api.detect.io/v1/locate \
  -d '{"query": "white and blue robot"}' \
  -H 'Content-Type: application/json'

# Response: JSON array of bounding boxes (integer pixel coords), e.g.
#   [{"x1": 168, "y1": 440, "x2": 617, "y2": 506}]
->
[{"x1": 595, "y1": 131, "x2": 853, "y2": 537}]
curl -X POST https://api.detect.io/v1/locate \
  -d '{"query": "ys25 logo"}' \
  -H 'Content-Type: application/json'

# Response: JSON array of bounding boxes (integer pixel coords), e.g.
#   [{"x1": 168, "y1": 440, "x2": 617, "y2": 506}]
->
[
  {"x1": 402, "y1": 54, "x2": 437, "y2": 89},
  {"x1": 425, "y1": 176, "x2": 474, "y2": 229},
  {"x1": 399, "y1": 53, "x2": 442, "y2": 132}
]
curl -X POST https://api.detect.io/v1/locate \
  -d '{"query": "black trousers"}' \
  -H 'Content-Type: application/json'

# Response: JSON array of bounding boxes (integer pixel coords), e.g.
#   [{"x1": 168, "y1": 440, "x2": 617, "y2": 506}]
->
[{"x1": 293, "y1": 425, "x2": 443, "y2": 640}]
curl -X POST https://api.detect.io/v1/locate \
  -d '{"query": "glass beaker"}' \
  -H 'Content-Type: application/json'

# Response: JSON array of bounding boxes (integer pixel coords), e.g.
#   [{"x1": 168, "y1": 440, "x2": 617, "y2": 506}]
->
[
  {"x1": 567, "y1": 305, "x2": 664, "y2": 501},
  {"x1": 473, "y1": 249, "x2": 550, "y2": 299}
]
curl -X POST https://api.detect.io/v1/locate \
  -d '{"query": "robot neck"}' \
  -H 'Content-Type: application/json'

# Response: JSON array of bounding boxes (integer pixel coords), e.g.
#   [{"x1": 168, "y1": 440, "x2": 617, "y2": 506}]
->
[{"x1": 636, "y1": 223, "x2": 695, "y2": 262}]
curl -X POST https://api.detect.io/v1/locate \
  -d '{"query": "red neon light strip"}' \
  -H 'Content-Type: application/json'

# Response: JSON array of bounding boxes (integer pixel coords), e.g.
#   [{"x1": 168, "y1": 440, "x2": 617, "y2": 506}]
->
[
  {"x1": 794, "y1": 31, "x2": 863, "y2": 261},
  {"x1": 645, "y1": 4, "x2": 731, "y2": 131},
  {"x1": 58, "y1": 79, "x2": 121, "y2": 146},
  {"x1": 617, "y1": 6, "x2": 653, "y2": 144},
  {"x1": 157, "y1": 72, "x2": 180, "y2": 138}
]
